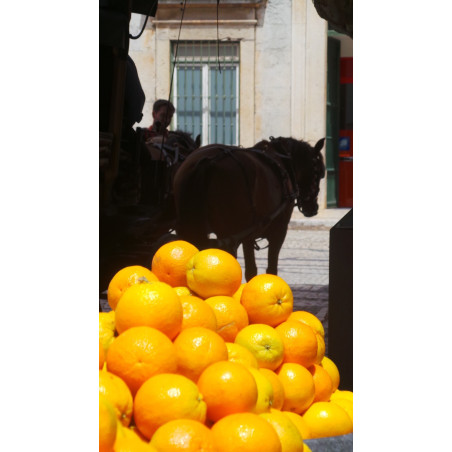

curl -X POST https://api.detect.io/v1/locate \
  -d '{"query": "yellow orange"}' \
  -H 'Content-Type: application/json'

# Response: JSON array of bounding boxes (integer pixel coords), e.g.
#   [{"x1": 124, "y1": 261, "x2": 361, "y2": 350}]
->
[
  {"x1": 114, "y1": 423, "x2": 157, "y2": 452},
  {"x1": 234, "y1": 324, "x2": 285, "y2": 371},
  {"x1": 134, "y1": 373, "x2": 207, "y2": 439},
  {"x1": 115, "y1": 282, "x2": 183, "y2": 339},
  {"x1": 321, "y1": 356, "x2": 340, "y2": 392},
  {"x1": 205, "y1": 295, "x2": 249, "y2": 342},
  {"x1": 99, "y1": 394, "x2": 118, "y2": 452},
  {"x1": 197, "y1": 361, "x2": 258, "y2": 422},
  {"x1": 304, "y1": 444, "x2": 313, "y2": 452},
  {"x1": 210, "y1": 412, "x2": 282, "y2": 452},
  {"x1": 174, "y1": 286, "x2": 194, "y2": 297},
  {"x1": 226, "y1": 342, "x2": 259, "y2": 369},
  {"x1": 107, "y1": 265, "x2": 159, "y2": 310},
  {"x1": 275, "y1": 320, "x2": 318, "y2": 368},
  {"x1": 232, "y1": 283, "x2": 246, "y2": 302},
  {"x1": 287, "y1": 311, "x2": 324, "y2": 338},
  {"x1": 248, "y1": 367, "x2": 274, "y2": 414},
  {"x1": 173, "y1": 326, "x2": 228, "y2": 382},
  {"x1": 302, "y1": 402, "x2": 353, "y2": 438},
  {"x1": 186, "y1": 249, "x2": 242, "y2": 299},
  {"x1": 277, "y1": 363, "x2": 315, "y2": 414},
  {"x1": 106, "y1": 326, "x2": 177, "y2": 396},
  {"x1": 99, "y1": 340, "x2": 105, "y2": 369},
  {"x1": 240, "y1": 274, "x2": 293, "y2": 327},
  {"x1": 150, "y1": 419, "x2": 215, "y2": 451},
  {"x1": 260, "y1": 409, "x2": 304, "y2": 452},
  {"x1": 99, "y1": 311, "x2": 116, "y2": 353},
  {"x1": 281, "y1": 411, "x2": 312, "y2": 440},
  {"x1": 330, "y1": 398, "x2": 353, "y2": 423},
  {"x1": 314, "y1": 333, "x2": 326, "y2": 364},
  {"x1": 180, "y1": 295, "x2": 217, "y2": 331},
  {"x1": 308, "y1": 364, "x2": 334, "y2": 403},
  {"x1": 151, "y1": 240, "x2": 199, "y2": 287},
  {"x1": 259, "y1": 368, "x2": 285, "y2": 411},
  {"x1": 99, "y1": 369, "x2": 134, "y2": 426},
  {"x1": 330, "y1": 389, "x2": 353, "y2": 403}
]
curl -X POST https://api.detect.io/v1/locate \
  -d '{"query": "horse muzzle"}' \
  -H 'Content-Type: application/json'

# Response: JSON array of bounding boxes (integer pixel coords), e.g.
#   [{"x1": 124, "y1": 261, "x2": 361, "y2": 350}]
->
[{"x1": 298, "y1": 203, "x2": 318, "y2": 218}]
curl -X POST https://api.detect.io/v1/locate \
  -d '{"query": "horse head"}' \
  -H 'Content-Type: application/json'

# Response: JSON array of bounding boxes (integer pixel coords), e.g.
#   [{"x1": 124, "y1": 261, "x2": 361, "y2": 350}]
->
[
  {"x1": 166, "y1": 130, "x2": 201, "y2": 161},
  {"x1": 266, "y1": 136, "x2": 325, "y2": 218}
]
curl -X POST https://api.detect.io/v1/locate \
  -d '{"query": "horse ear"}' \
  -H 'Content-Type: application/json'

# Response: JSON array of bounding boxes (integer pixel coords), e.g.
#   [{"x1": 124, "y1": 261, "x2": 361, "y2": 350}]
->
[
  {"x1": 314, "y1": 138, "x2": 325, "y2": 153},
  {"x1": 195, "y1": 134, "x2": 201, "y2": 148}
]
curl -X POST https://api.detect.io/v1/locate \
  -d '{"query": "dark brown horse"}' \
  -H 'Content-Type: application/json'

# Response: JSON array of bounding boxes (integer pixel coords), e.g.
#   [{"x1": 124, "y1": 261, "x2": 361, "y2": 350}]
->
[{"x1": 172, "y1": 136, "x2": 325, "y2": 281}]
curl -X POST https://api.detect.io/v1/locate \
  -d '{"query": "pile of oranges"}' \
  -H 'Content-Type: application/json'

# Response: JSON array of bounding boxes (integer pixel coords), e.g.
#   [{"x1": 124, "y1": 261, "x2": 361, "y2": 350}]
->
[{"x1": 99, "y1": 240, "x2": 353, "y2": 452}]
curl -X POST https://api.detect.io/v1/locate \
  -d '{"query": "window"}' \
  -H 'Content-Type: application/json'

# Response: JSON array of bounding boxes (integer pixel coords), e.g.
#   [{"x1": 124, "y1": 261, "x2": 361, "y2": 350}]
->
[{"x1": 172, "y1": 41, "x2": 240, "y2": 145}]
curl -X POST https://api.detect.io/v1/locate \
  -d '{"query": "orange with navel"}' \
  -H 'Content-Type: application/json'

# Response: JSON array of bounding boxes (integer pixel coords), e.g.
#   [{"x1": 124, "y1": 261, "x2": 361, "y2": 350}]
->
[
  {"x1": 205, "y1": 295, "x2": 249, "y2": 342},
  {"x1": 106, "y1": 326, "x2": 177, "y2": 396},
  {"x1": 151, "y1": 240, "x2": 199, "y2": 287},
  {"x1": 114, "y1": 282, "x2": 183, "y2": 339},
  {"x1": 248, "y1": 367, "x2": 274, "y2": 414},
  {"x1": 197, "y1": 361, "x2": 258, "y2": 422},
  {"x1": 186, "y1": 249, "x2": 242, "y2": 299},
  {"x1": 173, "y1": 326, "x2": 228, "y2": 382},
  {"x1": 99, "y1": 369, "x2": 134, "y2": 426},
  {"x1": 107, "y1": 265, "x2": 159, "y2": 310},
  {"x1": 259, "y1": 368, "x2": 286, "y2": 411},
  {"x1": 275, "y1": 320, "x2": 318, "y2": 368},
  {"x1": 180, "y1": 295, "x2": 218, "y2": 331},
  {"x1": 240, "y1": 274, "x2": 293, "y2": 327},
  {"x1": 134, "y1": 373, "x2": 207, "y2": 439}
]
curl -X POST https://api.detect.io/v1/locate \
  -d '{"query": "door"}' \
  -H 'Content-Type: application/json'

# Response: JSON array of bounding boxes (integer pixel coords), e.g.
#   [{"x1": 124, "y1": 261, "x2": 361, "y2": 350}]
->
[{"x1": 326, "y1": 37, "x2": 340, "y2": 207}]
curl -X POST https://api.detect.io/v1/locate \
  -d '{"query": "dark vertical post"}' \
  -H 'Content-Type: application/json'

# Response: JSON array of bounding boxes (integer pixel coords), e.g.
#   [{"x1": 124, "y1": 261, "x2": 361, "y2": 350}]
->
[{"x1": 328, "y1": 209, "x2": 353, "y2": 390}]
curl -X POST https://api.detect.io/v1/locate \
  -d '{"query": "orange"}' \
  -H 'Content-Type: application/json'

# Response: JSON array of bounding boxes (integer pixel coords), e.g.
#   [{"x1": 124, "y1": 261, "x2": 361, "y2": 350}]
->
[
  {"x1": 174, "y1": 286, "x2": 194, "y2": 297},
  {"x1": 134, "y1": 373, "x2": 207, "y2": 439},
  {"x1": 210, "y1": 412, "x2": 282, "y2": 452},
  {"x1": 302, "y1": 402, "x2": 353, "y2": 438},
  {"x1": 99, "y1": 340, "x2": 105, "y2": 369},
  {"x1": 287, "y1": 311, "x2": 324, "y2": 338},
  {"x1": 240, "y1": 274, "x2": 293, "y2": 327},
  {"x1": 330, "y1": 389, "x2": 353, "y2": 402},
  {"x1": 197, "y1": 361, "x2": 258, "y2": 422},
  {"x1": 205, "y1": 295, "x2": 249, "y2": 342},
  {"x1": 277, "y1": 363, "x2": 315, "y2": 414},
  {"x1": 99, "y1": 311, "x2": 116, "y2": 353},
  {"x1": 248, "y1": 367, "x2": 274, "y2": 414},
  {"x1": 150, "y1": 419, "x2": 215, "y2": 451},
  {"x1": 107, "y1": 265, "x2": 159, "y2": 310},
  {"x1": 308, "y1": 364, "x2": 334, "y2": 403},
  {"x1": 151, "y1": 240, "x2": 199, "y2": 287},
  {"x1": 106, "y1": 326, "x2": 177, "y2": 396},
  {"x1": 232, "y1": 283, "x2": 246, "y2": 302},
  {"x1": 226, "y1": 342, "x2": 259, "y2": 369},
  {"x1": 234, "y1": 324, "x2": 285, "y2": 371},
  {"x1": 99, "y1": 393, "x2": 118, "y2": 452},
  {"x1": 180, "y1": 295, "x2": 217, "y2": 331},
  {"x1": 330, "y1": 397, "x2": 353, "y2": 422},
  {"x1": 173, "y1": 327, "x2": 228, "y2": 382},
  {"x1": 115, "y1": 282, "x2": 183, "y2": 339},
  {"x1": 259, "y1": 368, "x2": 285, "y2": 411},
  {"x1": 99, "y1": 369, "x2": 134, "y2": 426},
  {"x1": 275, "y1": 320, "x2": 318, "y2": 368},
  {"x1": 186, "y1": 249, "x2": 242, "y2": 299},
  {"x1": 114, "y1": 423, "x2": 157, "y2": 451},
  {"x1": 321, "y1": 356, "x2": 340, "y2": 392},
  {"x1": 281, "y1": 411, "x2": 312, "y2": 440},
  {"x1": 304, "y1": 444, "x2": 313, "y2": 452},
  {"x1": 260, "y1": 409, "x2": 304, "y2": 452},
  {"x1": 314, "y1": 333, "x2": 326, "y2": 364}
]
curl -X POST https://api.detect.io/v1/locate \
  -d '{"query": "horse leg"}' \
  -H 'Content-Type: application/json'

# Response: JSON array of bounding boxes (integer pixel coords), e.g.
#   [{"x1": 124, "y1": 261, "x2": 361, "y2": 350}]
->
[
  {"x1": 242, "y1": 239, "x2": 258, "y2": 281},
  {"x1": 266, "y1": 228, "x2": 289, "y2": 276}
]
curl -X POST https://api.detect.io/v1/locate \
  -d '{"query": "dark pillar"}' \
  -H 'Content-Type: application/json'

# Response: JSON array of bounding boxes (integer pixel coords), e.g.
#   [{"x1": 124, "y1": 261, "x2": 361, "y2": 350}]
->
[{"x1": 328, "y1": 209, "x2": 353, "y2": 390}]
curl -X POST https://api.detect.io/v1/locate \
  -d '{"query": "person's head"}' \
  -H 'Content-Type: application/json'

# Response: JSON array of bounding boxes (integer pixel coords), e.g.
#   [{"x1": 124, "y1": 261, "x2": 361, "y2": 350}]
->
[{"x1": 152, "y1": 99, "x2": 175, "y2": 132}]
